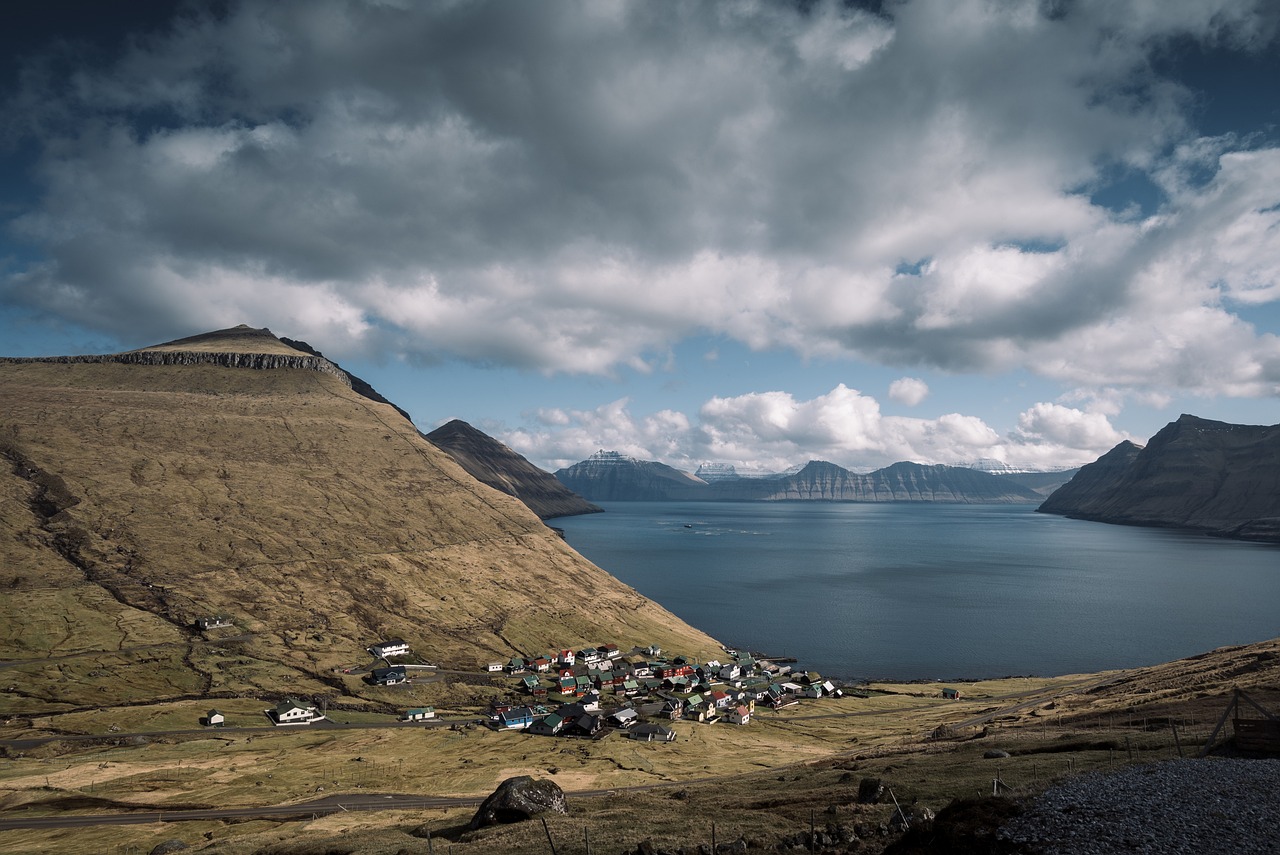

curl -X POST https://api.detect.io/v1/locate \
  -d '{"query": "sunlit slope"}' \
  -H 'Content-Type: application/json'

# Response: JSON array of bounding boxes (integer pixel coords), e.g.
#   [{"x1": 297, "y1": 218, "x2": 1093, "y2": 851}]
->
[{"x1": 0, "y1": 335, "x2": 720, "y2": 692}]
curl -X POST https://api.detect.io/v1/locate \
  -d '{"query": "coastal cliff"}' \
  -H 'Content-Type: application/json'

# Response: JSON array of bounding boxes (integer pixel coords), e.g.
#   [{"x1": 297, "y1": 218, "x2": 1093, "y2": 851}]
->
[{"x1": 1038, "y1": 415, "x2": 1280, "y2": 542}]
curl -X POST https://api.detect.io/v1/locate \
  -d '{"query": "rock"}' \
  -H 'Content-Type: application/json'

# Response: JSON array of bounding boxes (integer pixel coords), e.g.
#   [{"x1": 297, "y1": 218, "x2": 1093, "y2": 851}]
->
[
  {"x1": 984, "y1": 749, "x2": 1011, "y2": 758},
  {"x1": 468, "y1": 775, "x2": 567, "y2": 830},
  {"x1": 856, "y1": 777, "x2": 884, "y2": 804},
  {"x1": 148, "y1": 842, "x2": 188, "y2": 855}
]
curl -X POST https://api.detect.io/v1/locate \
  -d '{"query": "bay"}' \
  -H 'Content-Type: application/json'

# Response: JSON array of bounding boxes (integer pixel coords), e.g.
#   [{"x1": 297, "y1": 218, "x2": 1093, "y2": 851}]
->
[{"x1": 555, "y1": 502, "x2": 1280, "y2": 681}]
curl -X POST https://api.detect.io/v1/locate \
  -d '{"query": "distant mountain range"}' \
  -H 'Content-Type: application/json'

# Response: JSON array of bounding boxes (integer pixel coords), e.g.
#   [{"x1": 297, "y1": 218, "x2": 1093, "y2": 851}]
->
[
  {"x1": 1038, "y1": 414, "x2": 1280, "y2": 542},
  {"x1": 555, "y1": 451, "x2": 1072, "y2": 503},
  {"x1": 425, "y1": 419, "x2": 602, "y2": 520}
]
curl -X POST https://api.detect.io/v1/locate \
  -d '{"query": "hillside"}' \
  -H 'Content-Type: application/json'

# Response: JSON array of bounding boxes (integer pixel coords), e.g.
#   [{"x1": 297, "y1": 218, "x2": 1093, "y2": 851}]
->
[
  {"x1": 1038, "y1": 415, "x2": 1280, "y2": 542},
  {"x1": 425, "y1": 419, "x2": 601, "y2": 520},
  {"x1": 557, "y1": 453, "x2": 1044, "y2": 503},
  {"x1": 0, "y1": 326, "x2": 721, "y2": 715}
]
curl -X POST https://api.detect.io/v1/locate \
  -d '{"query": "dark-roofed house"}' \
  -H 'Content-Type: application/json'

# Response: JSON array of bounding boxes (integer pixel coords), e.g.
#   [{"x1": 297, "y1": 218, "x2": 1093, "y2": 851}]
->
[
  {"x1": 529, "y1": 713, "x2": 566, "y2": 736},
  {"x1": 628, "y1": 723, "x2": 676, "y2": 742},
  {"x1": 368, "y1": 639, "x2": 410, "y2": 658},
  {"x1": 369, "y1": 665, "x2": 407, "y2": 686},
  {"x1": 267, "y1": 698, "x2": 323, "y2": 726}
]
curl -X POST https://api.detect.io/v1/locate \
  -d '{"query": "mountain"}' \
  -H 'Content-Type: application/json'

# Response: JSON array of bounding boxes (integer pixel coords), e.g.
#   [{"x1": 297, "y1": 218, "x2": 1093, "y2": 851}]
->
[
  {"x1": 557, "y1": 453, "x2": 1046, "y2": 503},
  {"x1": 425, "y1": 419, "x2": 602, "y2": 520},
  {"x1": 0, "y1": 326, "x2": 721, "y2": 711},
  {"x1": 555, "y1": 451, "x2": 709, "y2": 501},
  {"x1": 1038, "y1": 415, "x2": 1280, "y2": 542},
  {"x1": 994, "y1": 468, "x2": 1080, "y2": 497}
]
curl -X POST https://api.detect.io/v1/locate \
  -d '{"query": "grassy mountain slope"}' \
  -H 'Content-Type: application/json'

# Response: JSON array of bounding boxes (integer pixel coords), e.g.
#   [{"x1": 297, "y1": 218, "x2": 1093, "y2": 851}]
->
[{"x1": 0, "y1": 327, "x2": 720, "y2": 712}]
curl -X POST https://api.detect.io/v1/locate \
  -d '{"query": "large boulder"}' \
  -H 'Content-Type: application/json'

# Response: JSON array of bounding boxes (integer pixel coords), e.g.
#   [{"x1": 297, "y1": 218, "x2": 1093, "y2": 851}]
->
[
  {"x1": 468, "y1": 775, "x2": 567, "y2": 830},
  {"x1": 857, "y1": 777, "x2": 885, "y2": 804}
]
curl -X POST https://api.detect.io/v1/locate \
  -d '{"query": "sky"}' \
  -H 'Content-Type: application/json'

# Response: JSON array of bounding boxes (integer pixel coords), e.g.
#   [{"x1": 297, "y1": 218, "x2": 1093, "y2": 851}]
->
[{"x1": 2, "y1": 0, "x2": 1278, "y2": 475}]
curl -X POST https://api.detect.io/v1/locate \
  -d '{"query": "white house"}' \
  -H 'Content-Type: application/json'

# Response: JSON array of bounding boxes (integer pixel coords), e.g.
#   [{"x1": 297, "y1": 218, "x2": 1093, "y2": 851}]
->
[
  {"x1": 487, "y1": 661, "x2": 505, "y2": 672},
  {"x1": 267, "y1": 698, "x2": 323, "y2": 726},
  {"x1": 205, "y1": 709, "x2": 225, "y2": 727},
  {"x1": 368, "y1": 639, "x2": 411, "y2": 659}
]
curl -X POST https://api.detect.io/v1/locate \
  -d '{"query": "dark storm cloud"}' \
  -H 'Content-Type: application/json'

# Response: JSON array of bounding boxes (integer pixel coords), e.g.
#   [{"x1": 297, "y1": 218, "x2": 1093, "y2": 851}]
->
[{"x1": 2, "y1": 0, "x2": 1278, "y2": 394}]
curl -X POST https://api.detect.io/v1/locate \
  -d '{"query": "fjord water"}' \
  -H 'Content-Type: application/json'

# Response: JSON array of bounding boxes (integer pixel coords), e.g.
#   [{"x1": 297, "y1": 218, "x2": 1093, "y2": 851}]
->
[{"x1": 556, "y1": 502, "x2": 1280, "y2": 680}]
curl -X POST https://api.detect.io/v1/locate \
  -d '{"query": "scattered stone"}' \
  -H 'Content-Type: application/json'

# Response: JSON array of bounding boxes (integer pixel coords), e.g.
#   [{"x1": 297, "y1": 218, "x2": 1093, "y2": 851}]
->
[{"x1": 468, "y1": 775, "x2": 567, "y2": 830}]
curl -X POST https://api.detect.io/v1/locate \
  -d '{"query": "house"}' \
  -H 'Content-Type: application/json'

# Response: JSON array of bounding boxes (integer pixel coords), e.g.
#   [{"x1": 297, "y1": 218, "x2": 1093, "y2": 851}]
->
[
  {"x1": 195, "y1": 616, "x2": 233, "y2": 631},
  {"x1": 267, "y1": 698, "x2": 323, "y2": 726},
  {"x1": 368, "y1": 639, "x2": 410, "y2": 659},
  {"x1": 499, "y1": 707, "x2": 535, "y2": 730},
  {"x1": 507, "y1": 657, "x2": 529, "y2": 674},
  {"x1": 486, "y1": 661, "x2": 505, "y2": 672},
  {"x1": 529, "y1": 713, "x2": 566, "y2": 736},
  {"x1": 942, "y1": 687, "x2": 962, "y2": 700},
  {"x1": 369, "y1": 665, "x2": 408, "y2": 686},
  {"x1": 205, "y1": 709, "x2": 225, "y2": 727},
  {"x1": 718, "y1": 664, "x2": 742, "y2": 681},
  {"x1": 566, "y1": 713, "x2": 603, "y2": 736},
  {"x1": 727, "y1": 704, "x2": 752, "y2": 725},
  {"x1": 620, "y1": 678, "x2": 642, "y2": 696},
  {"x1": 521, "y1": 674, "x2": 541, "y2": 693},
  {"x1": 401, "y1": 707, "x2": 436, "y2": 721},
  {"x1": 602, "y1": 643, "x2": 622, "y2": 660},
  {"x1": 579, "y1": 691, "x2": 602, "y2": 712},
  {"x1": 629, "y1": 723, "x2": 676, "y2": 742},
  {"x1": 558, "y1": 649, "x2": 576, "y2": 666},
  {"x1": 709, "y1": 690, "x2": 732, "y2": 709},
  {"x1": 608, "y1": 708, "x2": 640, "y2": 728},
  {"x1": 532, "y1": 657, "x2": 552, "y2": 672}
]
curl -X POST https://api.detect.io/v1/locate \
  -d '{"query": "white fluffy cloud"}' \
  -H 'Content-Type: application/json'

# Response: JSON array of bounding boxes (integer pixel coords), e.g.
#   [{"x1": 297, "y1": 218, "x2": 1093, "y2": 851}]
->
[
  {"x1": 888, "y1": 377, "x2": 929, "y2": 406},
  {"x1": 506, "y1": 385, "x2": 1128, "y2": 473},
  {"x1": 3, "y1": 0, "x2": 1279, "y2": 405}
]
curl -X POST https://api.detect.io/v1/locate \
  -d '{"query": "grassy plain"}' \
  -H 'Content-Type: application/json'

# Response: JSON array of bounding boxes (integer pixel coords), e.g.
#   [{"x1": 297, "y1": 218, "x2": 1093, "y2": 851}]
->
[{"x1": 3, "y1": 636, "x2": 1278, "y2": 854}]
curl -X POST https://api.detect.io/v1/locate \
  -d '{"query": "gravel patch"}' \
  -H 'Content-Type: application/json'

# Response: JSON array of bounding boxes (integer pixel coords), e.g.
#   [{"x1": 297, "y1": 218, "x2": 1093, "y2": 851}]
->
[{"x1": 998, "y1": 758, "x2": 1280, "y2": 854}]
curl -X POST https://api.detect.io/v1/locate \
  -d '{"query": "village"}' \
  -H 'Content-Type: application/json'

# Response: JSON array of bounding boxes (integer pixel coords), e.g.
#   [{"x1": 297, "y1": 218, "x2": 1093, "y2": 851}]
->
[
  {"x1": 208, "y1": 625, "x2": 859, "y2": 740},
  {"x1": 477, "y1": 641, "x2": 847, "y2": 742}
]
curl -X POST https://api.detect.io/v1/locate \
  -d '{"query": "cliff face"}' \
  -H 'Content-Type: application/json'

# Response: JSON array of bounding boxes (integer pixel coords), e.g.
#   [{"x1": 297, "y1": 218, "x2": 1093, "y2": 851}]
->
[
  {"x1": 1037, "y1": 415, "x2": 1280, "y2": 542},
  {"x1": 425, "y1": 419, "x2": 602, "y2": 520},
  {"x1": 556, "y1": 454, "x2": 1045, "y2": 503}
]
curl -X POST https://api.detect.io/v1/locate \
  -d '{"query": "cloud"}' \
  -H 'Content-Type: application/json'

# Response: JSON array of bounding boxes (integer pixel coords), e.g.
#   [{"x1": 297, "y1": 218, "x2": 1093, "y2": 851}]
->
[
  {"x1": 888, "y1": 377, "x2": 929, "y2": 406},
  {"x1": 2, "y1": 0, "x2": 1278, "y2": 406},
  {"x1": 505, "y1": 384, "x2": 1127, "y2": 473}
]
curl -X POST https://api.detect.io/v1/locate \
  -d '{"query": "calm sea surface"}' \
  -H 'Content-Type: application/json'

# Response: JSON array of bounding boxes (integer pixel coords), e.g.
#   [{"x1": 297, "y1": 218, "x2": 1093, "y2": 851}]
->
[{"x1": 555, "y1": 502, "x2": 1280, "y2": 681}]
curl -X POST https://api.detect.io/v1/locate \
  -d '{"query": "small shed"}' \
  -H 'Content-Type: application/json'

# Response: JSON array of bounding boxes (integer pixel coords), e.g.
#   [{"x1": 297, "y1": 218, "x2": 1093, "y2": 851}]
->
[
  {"x1": 205, "y1": 709, "x2": 225, "y2": 727},
  {"x1": 942, "y1": 687, "x2": 962, "y2": 700}
]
